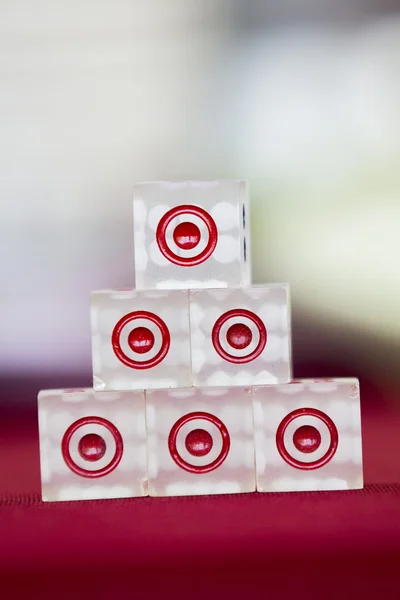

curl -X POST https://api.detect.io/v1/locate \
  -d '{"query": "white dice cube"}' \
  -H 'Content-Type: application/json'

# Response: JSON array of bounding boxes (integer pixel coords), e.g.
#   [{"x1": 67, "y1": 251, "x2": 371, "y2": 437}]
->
[
  {"x1": 146, "y1": 386, "x2": 256, "y2": 497},
  {"x1": 190, "y1": 285, "x2": 292, "y2": 387},
  {"x1": 91, "y1": 289, "x2": 191, "y2": 390},
  {"x1": 38, "y1": 388, "x2": 147, "y2": 501},
  {"x1": 133, "y1": 180, "x2": 251, "y2": 290},
  {"x1": 254, "y1": 379, "x2": 363, "y2": 492}
]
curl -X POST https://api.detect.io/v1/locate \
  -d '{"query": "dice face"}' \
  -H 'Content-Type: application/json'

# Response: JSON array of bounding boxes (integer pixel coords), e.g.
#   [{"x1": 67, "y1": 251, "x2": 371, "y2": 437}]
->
[
  {"x1": 38, "y1": 388, "x2": 147, "y2": 501},
  {"x1": 190, "y1": 285, "x2": 291, "y2": 387},
  {"x1": 133, "y1": 180, "x2": 250, "y2": 290},
  {"x1": 91, "y1": 289, "x2": 191, "y2": 390},
  {"x1": 254, "y1": 379, "x2": 363, "y2": 492},
  {"x1": 146, "y1": 386, "x2": 256, "y2": 497}
]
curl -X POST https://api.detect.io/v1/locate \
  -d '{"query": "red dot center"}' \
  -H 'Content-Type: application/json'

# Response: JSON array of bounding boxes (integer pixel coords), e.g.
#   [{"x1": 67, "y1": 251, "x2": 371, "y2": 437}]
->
[
  {"x1": 173, "y1": 221, "x2": 201, "y2": 250},
  {"x1": 185, "y1": 429, "x2": 213, "y2": 457},
  {"x1": 226, "y1": 322, "x2": 253, "y2": 350},
  {"x1": 78, "y1": 433, "x2": 107, "y2": 462},
  {"x1": 128, "y1": 326, "x2": 155, "y2": 354},
  {"x1": 293, "y1": 425, "x2": 321, "y2": 454}
]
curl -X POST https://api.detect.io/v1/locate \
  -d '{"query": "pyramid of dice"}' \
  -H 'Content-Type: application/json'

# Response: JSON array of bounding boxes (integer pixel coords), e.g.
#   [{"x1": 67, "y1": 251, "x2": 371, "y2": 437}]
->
[{"x1": 38, "y1": 180, "x2": 363, "y2": 502}]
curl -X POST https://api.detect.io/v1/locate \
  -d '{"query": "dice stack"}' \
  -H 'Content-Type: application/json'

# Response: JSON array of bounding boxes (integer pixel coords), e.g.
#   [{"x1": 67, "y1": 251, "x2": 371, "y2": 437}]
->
[{"x1": 38, "y1": 180, "x2": 363, "y2": 502}]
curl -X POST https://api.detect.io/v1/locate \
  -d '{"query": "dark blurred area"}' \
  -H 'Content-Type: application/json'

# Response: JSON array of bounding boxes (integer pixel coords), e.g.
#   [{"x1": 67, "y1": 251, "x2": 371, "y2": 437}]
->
[
  {"x1": 231, "y1": 0, "x2": 400, "y2": 26},
  {"x1": 0, "y1": 0, "x2": 399, "y2": 494}
]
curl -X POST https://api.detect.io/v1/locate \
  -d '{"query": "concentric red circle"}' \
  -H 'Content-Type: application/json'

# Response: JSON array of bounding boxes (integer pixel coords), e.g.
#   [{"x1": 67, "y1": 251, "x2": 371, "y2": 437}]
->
[
  {"x1": 168, "y1": 412, "x2": 230, "y2": 474},
  {"x1": 61, "y1": 416, "x2": 123, "y2": 478},
  {"x1": 156, "y1": 205, "x2": 218, "y2": 266},
  {"x1": 212, "y1": 309, "x2": 267, "y2": 364},
  {"x1": 112, "y1": 311, "x2": 170, "y2": 369},
  {"x1": 276, "y1": 408, "x2": 339, "y2": 470}
]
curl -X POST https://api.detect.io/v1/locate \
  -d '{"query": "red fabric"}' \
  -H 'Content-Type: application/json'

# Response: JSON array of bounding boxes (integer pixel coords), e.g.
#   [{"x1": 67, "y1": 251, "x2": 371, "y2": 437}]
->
[
  {"x1": 1, "y1": 486, "x2": 400, "y2": 599},
  {"x1": 1, "y1": 378, "x2": 399, "y2": 599}
]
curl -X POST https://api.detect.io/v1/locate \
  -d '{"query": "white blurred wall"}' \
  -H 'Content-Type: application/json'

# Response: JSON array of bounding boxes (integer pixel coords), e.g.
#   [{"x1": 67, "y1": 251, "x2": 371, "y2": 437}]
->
[
  {"x1": 0, "y1": 1, "x2": 399, "y2": 381},
  {"x1": 0, "y1": 1, "x2": 228, "y2": 374},
  {"x1": 232, "y1": 20, "x2": 400, "y2": 344}
]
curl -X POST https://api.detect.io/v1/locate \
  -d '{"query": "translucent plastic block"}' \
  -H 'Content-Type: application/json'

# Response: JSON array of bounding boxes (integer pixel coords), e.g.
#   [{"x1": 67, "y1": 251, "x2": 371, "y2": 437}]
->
[
  {"x1": 38, "y1": 388, "x2": 147, "y2": 501},
  {"x1": 91, "y1": 289, "x2": 191, "y2": 390},
  {"x1": 146, "y1": 386, "x2": 256, "y2": 497},
  {"x1": 133, "y1": 180, "x2": 251, "y2": 290},
  {"x1": 190, "y1": 285, "x2": 292, "y2": 387},
  {"x1": 254, "y1": 379, "x2": 363, "y2": 492}
]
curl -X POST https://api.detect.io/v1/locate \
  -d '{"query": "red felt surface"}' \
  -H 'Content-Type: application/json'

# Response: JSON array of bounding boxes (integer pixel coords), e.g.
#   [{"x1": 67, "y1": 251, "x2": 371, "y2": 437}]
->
[{"x1": 1, "y1": 379, "x2": 399, "y2": 599}]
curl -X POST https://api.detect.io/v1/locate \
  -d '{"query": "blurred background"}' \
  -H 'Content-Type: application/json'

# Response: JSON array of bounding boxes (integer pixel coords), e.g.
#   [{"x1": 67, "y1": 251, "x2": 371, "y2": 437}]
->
[{"x1": 0, "y1": 1, "x2": 399, "y2": 488}]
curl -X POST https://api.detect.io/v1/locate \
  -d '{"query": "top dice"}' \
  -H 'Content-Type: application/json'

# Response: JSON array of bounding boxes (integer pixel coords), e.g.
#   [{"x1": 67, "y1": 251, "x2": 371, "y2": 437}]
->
[{"x1": 133, "y1": 180, "x2": 251, "y2": 290}]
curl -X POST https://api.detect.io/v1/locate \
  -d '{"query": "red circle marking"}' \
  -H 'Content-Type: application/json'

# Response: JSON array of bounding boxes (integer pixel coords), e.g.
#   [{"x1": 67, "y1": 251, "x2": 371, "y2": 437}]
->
[
  {"x1": 185, "y1": 428, "x2": 213, "y2": 457},
  {"x1": 173, "y1": 221, "x2": 201, "y2": 250},
  {"x1": 292, "y1": 425, "x2": 322, "y2": 454},
  {"x1": 276, "y1": 408, "x2": 338, "y2": 470},
  {"x1": 112, "y1": 311, "x2": 170, "y2": 370},
  {"x1": 212, "y1": 309, "x2": 267, "y2": 364},
  {"x1": 62, "y1": 417, "x2": 123, "y2": 478},
  {"x1": 156, "y1": 205, "x2": 218, "y2": 266},
  {"x1": 226, "y1": 322, "x2": 253, "y2": 350},
  {"x1": 78, "y1": 433, "x2": 107, "y2": 462},
  {"x1": 127, "y1": 326, "x2": 155, "y2": 355},
  {"x1": 168, "y1": 412, "x2": 230, "y2": 474}
]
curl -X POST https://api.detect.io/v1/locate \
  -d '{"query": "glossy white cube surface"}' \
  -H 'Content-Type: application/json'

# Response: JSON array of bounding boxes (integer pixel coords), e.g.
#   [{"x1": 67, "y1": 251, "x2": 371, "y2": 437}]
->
[
  {"x1": 38, "y1": 388, "x2": 147, "y2": 502},
  {"x1": 146, "y1": 386, "x2": 256, "y2": 497},
  {"x1": 91, "y1": 289, "x2": 191, "y2": 390},
  {"x1": 133, "y1": 180, "x2": 251, "y2": 290},
  {"x1": 190, "y1": 285, "x2": 292, "y2": 387},
  {"x1": 254, "y1": 379, "x2": 363, "y2": 492}
]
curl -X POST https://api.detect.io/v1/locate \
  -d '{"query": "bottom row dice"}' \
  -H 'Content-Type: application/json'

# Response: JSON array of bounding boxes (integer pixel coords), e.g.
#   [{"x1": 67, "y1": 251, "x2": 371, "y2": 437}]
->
[
  {"x1": 146, "y1": 387, "x2": 255, "y2": 497},
  {"x1": 38, "y1": 379, "x2": 363, "y2": 501},
  {"x1": 254, "y1": 379, "x2": 363, "y2": 492},
  {"x1": 38, "y1": 388, "x2": 148, "y2": 501}
]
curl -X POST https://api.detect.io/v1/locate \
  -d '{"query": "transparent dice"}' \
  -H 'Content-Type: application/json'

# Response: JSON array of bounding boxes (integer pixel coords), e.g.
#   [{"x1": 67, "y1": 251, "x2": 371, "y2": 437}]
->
[
  {"x1": 91, "y1": 289, "x2": 191, "y2": 390},
  {"x1": 146, "y1": 386, "x2": 256, "y2": 497},
  {"x1": 38, "y1": 388, "x2": 147, "y2": 501},
  {"x1": 133, "y1": 180, "x2": 250, "y2": 290},
  {"x1": 253, "y1": 379, "x2": 363, "y2": 492},
  {"x1": 190, "y1": 285, "x2": 292, "y2": 387}
]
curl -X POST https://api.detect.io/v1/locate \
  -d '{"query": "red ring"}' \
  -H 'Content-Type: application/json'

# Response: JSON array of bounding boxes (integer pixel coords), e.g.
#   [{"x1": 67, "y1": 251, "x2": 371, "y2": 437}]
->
[
  {"x1": 61, "y1": 416, "x2": 123, "y2": 478},
  {"x1": 168, "y1": 412, "x2": 230, "y2": 474},
  {"x1": 212, "y1": 309, "x2": 267, "y2": 364},
  {"x1": 112, "y1": 311, "x2": 170, "y2": 370},
  {"x1": 276, "y1": 408, "x2": 339, "y2": 470},
  {"x1": 156, "y1": 205, "x2": 218, "y2": 266}
]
